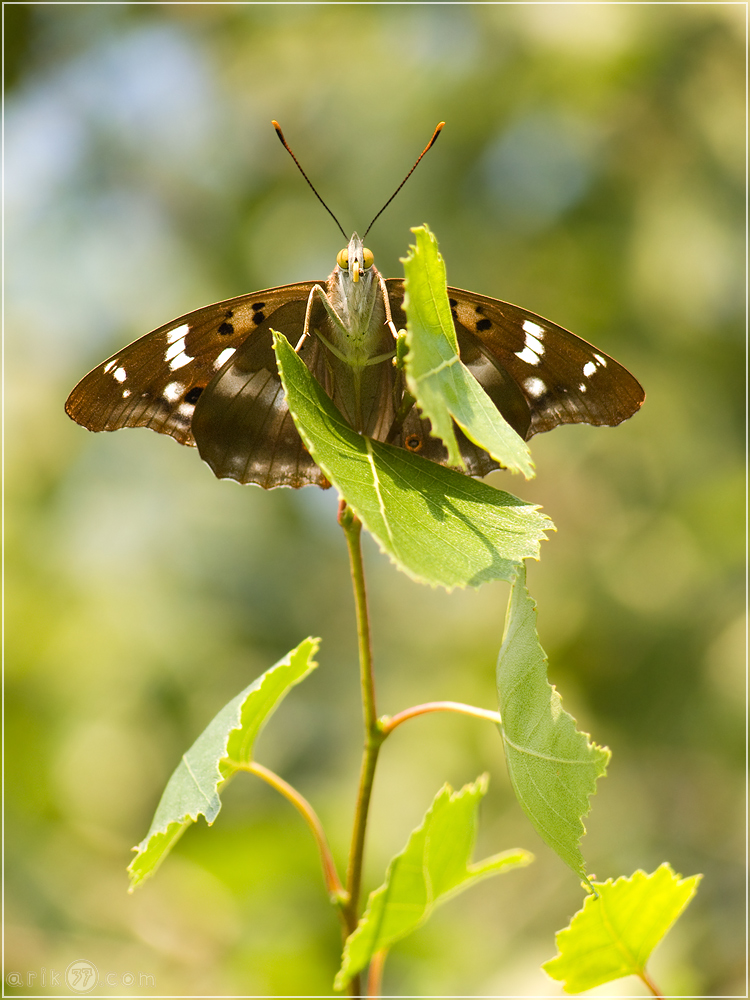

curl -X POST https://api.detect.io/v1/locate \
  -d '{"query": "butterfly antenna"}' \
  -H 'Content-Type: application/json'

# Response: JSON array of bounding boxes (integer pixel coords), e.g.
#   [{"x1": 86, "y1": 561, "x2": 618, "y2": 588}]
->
[
  {"x1": 363, "y1": 122, "x2": 445, "y2": 239},
  {"x1": 272, "y1": 120, "x2": 348, "y2": 240}
]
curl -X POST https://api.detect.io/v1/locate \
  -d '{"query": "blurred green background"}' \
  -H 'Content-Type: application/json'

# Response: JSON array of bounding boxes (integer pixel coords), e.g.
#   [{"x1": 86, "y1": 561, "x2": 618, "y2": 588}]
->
[{"x1": 5, "y1": 4, "x2": 745, "y2": 997}]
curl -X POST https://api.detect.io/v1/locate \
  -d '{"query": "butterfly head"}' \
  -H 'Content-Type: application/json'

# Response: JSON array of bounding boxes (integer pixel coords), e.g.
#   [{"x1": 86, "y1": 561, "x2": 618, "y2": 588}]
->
[{"x1": 336, "y1": 233, "x2": 374, "y2": 285}]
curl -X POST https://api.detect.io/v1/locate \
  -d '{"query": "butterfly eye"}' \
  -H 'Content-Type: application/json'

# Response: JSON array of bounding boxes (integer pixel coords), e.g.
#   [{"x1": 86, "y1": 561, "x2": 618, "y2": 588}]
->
[
  {"x1": 363, "y1": 248, "x2": 374, "y2": 269},
  {"x1": 337, "y1": 248, "x2": 349, "y2": 269}
]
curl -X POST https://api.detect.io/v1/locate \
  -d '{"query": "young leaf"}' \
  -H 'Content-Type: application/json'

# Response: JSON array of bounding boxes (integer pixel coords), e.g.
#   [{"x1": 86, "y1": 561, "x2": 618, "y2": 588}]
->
[
  {"x1": 402, "y1": 225, "x2": 534, "y2": 479},
  {"x1": 543, "y1": 864, "x2": 702, "y2": 994},
  {"x1": 128, "y1": 637, "x2": 319, "y2": 889},
  {"x1": 496, "y1": 564, "x2": 609, "y2": 882},
  {"x1": 334, "y1": 775, "x2": 532, "y2": 991},
  {"x1": 274, "y1": 333, "x2": 551, "y2": 590}
]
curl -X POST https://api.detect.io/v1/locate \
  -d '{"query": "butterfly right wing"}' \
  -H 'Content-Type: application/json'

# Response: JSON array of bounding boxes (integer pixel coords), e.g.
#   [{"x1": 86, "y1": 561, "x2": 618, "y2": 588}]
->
[{"x1": 65, "y1": 282, "x2": 320, "y2": 447}]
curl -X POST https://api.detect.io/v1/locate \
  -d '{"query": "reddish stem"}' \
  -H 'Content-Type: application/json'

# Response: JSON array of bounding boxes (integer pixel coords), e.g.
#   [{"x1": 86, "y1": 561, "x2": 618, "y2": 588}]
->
[
  {"x1": 639, "y1": 968, "x2": 665, "y2": 998},
  {"x1": 382, "y1": 700, "x2": 502, "y2": 735},
  {"x1": 366, "y1": 949, "x2": 388, "y2": 997},
  {"x1": 245, "y1": 761, "x2": 345, "y2": 902}
]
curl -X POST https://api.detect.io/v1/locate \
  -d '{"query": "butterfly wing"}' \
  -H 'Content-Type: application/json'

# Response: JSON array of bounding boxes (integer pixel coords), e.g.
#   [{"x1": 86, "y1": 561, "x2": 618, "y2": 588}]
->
[
  {"x1": 385, "y1": 279, "x2": 644, "y2": 439},
  {"x1": 67, "y1": 275, "x2": 644, "y2": 489},
  {"x1": 190, "y1": 297, "x2": 332, "y2": 488},
  {"x1": 65, "y1": 282, "x2": 320, "y2": 446},
  {"x1": 382, "y1": 282, "x2": 521, "y2": 476},
  {"x1": 447, "y1": 286, "x2": 645, "y2": 436}
]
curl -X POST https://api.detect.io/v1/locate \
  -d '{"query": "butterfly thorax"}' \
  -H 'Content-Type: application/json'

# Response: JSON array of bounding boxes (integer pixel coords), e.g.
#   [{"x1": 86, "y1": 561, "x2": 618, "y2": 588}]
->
[
  {"x1": 317, "y1": 234, "x2": 397, "y2": 436},
  {"x1": 325, "y1": 234, "x2": 384, "y2": 357}
]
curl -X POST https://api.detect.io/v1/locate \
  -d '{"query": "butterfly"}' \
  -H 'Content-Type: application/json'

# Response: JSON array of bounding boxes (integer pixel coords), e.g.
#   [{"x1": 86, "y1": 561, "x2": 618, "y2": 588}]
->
[
  {"x1": 65, "y1": 123, "x2": 644, "y2": 489},
  {"x1": 65, "y1": 231, "x2": 644, "y2": 488}
]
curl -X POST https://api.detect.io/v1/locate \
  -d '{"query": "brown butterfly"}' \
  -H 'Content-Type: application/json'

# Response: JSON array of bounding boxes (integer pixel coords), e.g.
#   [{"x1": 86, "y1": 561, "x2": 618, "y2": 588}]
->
[{"x1": 65, "y1": 125, "x2": 644, "y2": 489}]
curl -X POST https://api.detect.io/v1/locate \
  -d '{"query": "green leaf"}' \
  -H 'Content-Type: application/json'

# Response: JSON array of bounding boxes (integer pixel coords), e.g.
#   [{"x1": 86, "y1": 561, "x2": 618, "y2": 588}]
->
[
  {"x1": 402, "y1": 225, "x2": 534, "y2": 479},
  {"x1": 128, "y1": 637, "x2": 319, "y2": 889},
  {"x1": 543, "y1": 864, "x2": 702, "y2": 994},
  {"x1": 496, "y1": 565, "x2": 609, "y2": 881},
  {"x1": 334, "y1": 775, "x2": 532, "y2": 991},
  {"x1": 274, "y1": 333, "x2": 552, "y2": 590}
]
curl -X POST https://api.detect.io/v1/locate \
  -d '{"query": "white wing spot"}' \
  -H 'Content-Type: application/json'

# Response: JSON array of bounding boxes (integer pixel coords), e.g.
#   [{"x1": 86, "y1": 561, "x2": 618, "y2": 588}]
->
[
  {"x1": 103, "y1": 359, "x2": 117, "y2": 373},
  {"x1": 524, "y1": 331, "x2": 545, "y2": 355},
  {"x1": 163, "y1": 381, "x2": 186, "y2": 402},
  {"x1": 583, "y1": 361, "x2": 597, "y2": 378},
  {"x1": 177, "y1": 402, "x2": 195, "y2": 418},
  {"x1": 166, "y1": 323, "x2": 189, "y2": 344},
  {"x1": 113, "y1": 367, "x2": 127, "y2": 382},
  {"x1": 169, "y1": 351, "x2": 192, "y2": 371},
  {"x1": 122, "y1": 389, "x2": 131, "y2": 398},
  {"x1": 579, "y1": 383, "x2": 588, "y2": 393},
  {"x1": 524, "y1": 377, "x2": 547, "y2": 398},
  {"x1": 165, "y1": 338, "x2": 190, "y2": 363},
  {"x1": 523, "y1": 320, "x2": 544, "y2": 338},
  {"x1": 214, "y1": 347, "x2": 236, "y2": 369},
  {"x1": 515, "y1": 346, "x2": 542, "y2": 366},
  {"x1": 594, "y1": 353, "x2": 607, "y2": 367}
]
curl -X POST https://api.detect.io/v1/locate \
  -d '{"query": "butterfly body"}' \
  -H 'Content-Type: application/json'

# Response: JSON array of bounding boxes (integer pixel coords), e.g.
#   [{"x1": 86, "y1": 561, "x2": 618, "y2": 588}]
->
[
  {"x1": 65, "y1": 236, "x2": 645, "y2": 489},
  {"x1": 307, "y1": 233, "x2": 399, "y2": 439}
]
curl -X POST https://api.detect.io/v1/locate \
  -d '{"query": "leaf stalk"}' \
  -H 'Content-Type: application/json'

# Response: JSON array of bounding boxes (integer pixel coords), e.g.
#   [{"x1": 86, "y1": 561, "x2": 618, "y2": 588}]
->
[
  {"x1": 382, "y1": 701, "x2": 502, "y2": 734},
  {"x1": 639, "y1": 969, "x2": 665, "y2": 998},
  {"x1": 245, "y1": 761, "x2": 345, "y2": 904}
]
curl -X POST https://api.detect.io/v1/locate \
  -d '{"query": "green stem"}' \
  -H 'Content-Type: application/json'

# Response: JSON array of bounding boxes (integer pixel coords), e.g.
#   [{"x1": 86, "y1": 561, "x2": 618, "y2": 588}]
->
[{"x1": 339, "y1": 501, "x2": 385, "y2": 994}]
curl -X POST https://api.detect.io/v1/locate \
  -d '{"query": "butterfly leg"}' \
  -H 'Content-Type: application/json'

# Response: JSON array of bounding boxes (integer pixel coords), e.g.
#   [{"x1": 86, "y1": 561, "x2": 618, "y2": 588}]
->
[
  {"x1": 294, "y1": 284, "x2": 330, "y2": 352},
  {"x1": 295, "y1": 284, "x2": 358, "y2": 366},
  {"x1": 377, "y1": 273, "x2": 400, "y2": 341}
]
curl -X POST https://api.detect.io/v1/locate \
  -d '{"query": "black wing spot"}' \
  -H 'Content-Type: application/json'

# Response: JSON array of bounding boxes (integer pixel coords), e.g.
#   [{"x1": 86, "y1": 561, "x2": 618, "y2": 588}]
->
[
  {"x1": 451, "y1": 310, "x2": 458, "y2": 323},
  {"x1": 252, "y1": 302, "x2": 266, "y2": 311},
  {"x1": 185, "y1": 386, "x2": 204, "y2": 404},
  {"x1": 252, "y1": 312, "x2": 265, "y2": 325},
  {"x1": 449, "y1": 298, "x2": 458, "y2": 308},
  {"x1": 224, "y1": 309, "x2": 234, "y2": 318},
  {"x1": 475, "y1": 305, "x2": 485, "y2": 315},
  {"x1": 405, "y1": 434, "x2": 423, "y2": 452},
  {"x1": 218, "y1": 321, "x2": 234, "y2": 336},
  {"x1": 476, "y1": 318, "x2": 492, "y2": 332}
]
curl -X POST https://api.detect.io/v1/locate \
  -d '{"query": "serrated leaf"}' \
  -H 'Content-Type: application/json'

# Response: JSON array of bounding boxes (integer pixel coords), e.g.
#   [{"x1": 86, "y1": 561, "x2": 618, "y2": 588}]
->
[
  {"x1": 334, "y1": 775, "x2": 532, "y2": 991},
  {"x1": 402, "y1": 225, "x2": 534, "y2": 479},
  {"x1": 128, "y1": 637, "x2": 319, "y2": 889},
  {"x1": 543, "y1": 864, "x2": 702, "y2": 993},
  {"x1": 274, "y1": 333, "x2": 551, "y2": 590},
  {"x1": 496, "y1": 564, "x2": 609, "y2": 880}
]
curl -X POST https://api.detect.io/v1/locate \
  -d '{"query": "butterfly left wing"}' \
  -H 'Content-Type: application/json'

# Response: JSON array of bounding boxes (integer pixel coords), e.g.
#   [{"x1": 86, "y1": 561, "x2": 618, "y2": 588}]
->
[
  {"x1": 385, "y1": 279, "x2": 644, "y2": 442},
  {"x1": 447, "y1": 287, "x2": 645, "y2": 437},
  {"x1": 65, "y1": 282, "x2": 320, "y2": 446}
]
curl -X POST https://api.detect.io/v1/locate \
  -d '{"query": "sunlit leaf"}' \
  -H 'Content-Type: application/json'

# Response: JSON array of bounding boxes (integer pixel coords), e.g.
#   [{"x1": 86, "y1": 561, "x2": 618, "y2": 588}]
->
[
  {"x1": 128, "y1": 637, "x2": 319, "y2": 888},
  {"x1": 274, "y1": 333, "x2": 551, "y2": 590},
  {"x1": 334, "y1": 775, "x2": 532, "y2": 990},
  {"x1": 543, "y1": 864, "x2": 702, "y2": 993},
  {"x1": 496, "y1": 564, "x2": 609, "y2": 881},
  {"x1": 403, "y1": 224, "x2": 534, "y2": 478}
]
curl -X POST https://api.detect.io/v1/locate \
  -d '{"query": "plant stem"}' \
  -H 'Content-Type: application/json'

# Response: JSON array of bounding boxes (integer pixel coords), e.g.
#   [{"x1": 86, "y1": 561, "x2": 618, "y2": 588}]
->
[
  {"x1": 339, "y1": 501, "x2": 385, "y2": 995},
  {"x1": 366, "y1": 949, "x2": 387, "y2": 997},
  {"x1": 340, "y1": 502, "x2": 378, "y2": 738},
  {"x1": 382, "y1": 700, "x2": 502, "y2": 734},
  {"x1": 639, "y1": 969, "x2": 665, "y2": 998},
  {"x1": 245, "y1": 761, "x2": 345, "y2": 903}
]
